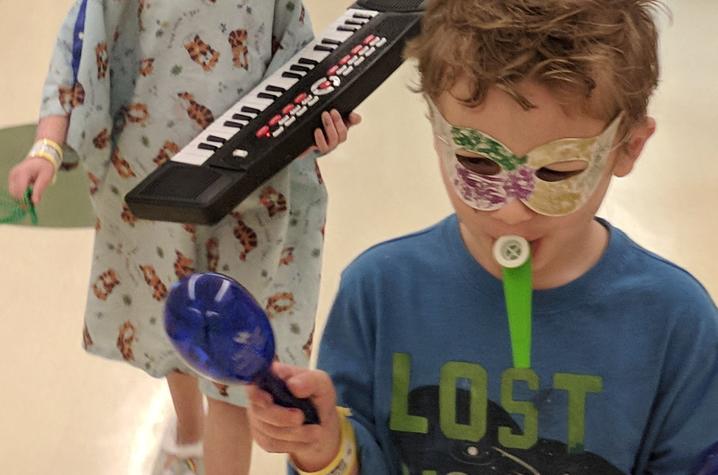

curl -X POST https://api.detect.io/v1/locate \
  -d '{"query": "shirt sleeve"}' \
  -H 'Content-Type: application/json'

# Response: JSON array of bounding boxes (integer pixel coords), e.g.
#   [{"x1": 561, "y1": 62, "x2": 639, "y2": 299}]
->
[
  {"x1": 287, "y1": 273, "x2": 392, "y2": 474},
  {"x1": 640, "y1": 291, "x2": 718, "y2": 475},
  {"x1": 39, "y1": 0, "x2": 83, "y2": 118},
  {"x1": 266, "y1": 0, "x2": 314, "y2": 77}
]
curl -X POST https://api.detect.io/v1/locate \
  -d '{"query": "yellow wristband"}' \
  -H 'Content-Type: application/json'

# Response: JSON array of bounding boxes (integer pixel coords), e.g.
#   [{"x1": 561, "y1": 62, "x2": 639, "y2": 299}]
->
[
  {"x1": 294, "y1": 407, "x2": 358, "y2": 475},
  {"x1": 39, "y1": 138, "x2": 64, "y2": 158},
  {"x1": 28, "y1": 139, "x2": 63, "y2": 169}
]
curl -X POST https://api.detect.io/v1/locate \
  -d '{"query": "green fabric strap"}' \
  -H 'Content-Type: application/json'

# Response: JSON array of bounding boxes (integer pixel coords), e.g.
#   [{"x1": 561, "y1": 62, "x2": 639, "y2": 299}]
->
[
  {"x1": 0, "y1": 188, "x2": 38, "y2": 225},
  {"x1": 502, "y1": 259, "x2": 532, "y2": 368}
]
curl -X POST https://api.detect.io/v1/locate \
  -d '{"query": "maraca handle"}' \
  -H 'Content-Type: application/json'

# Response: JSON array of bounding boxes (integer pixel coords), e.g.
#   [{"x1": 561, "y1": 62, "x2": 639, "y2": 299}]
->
[{"x1": 254, "y1": 370, "x2": 320, "y2": 425}]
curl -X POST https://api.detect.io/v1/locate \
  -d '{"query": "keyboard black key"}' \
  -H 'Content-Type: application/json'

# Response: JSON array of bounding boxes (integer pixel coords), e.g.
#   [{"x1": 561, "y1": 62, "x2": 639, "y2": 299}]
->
[
  {"x1": 322, "y1": 38, "x2": 343, "y2": 46},
  {"x1": 346, "y1": 19, "x2": 365, "y2": 26},
  {"x1": 290, "y1": 64, "x2": 312, "y2": 73},
  {"x1": 224, "y1": 121, "x2": 244, "y2": 129},
  {"x1": 314, "y1": 45, "x2": 335, "y2": 52},
  {"x1": 298, "y1": 58, "x2": 319, "y2": 67},
  {"x1": 206, "y1": 135, "x2": 226, "y2": 144},
  {"x1": 258, "y1": 92, "x2": 280, "y2": 100},
  {"x1": 353, "y1": 12, "x2": 374, "y2": 20},
  {"x1": 241, "y1": 106, "x2": 261, "y2": 115},
  {"x1": 266, "y1": 85, "x2": 287, "y2": 93},
  {"x1": 338, "y1": 25, "x2": 360, "y2": 32},
  {"x1": 282, "y1": 71, "x2": 304, "y2": 80},
  {"x1": 233, "y1": 113, "x2": 253, "y2": 122},
  {"x1": 198, "y1": 143, "x2": 218, "y2": 152}
]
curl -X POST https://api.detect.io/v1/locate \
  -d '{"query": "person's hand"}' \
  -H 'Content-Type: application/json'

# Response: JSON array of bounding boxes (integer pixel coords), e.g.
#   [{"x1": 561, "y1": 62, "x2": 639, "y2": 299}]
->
[
  {"x1": 247, "y1": 363, "x2": 343, "y2": 472},
  {"x1": 7, "y1": 157, "x2": 55, "y2": 204},
  {"x1": 306, "y1": 109, "x2": 362, "y2": 156}
]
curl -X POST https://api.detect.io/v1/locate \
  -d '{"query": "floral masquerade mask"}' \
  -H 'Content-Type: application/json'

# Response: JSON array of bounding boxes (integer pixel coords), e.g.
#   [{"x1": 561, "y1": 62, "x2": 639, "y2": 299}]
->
[{"x1": 427, "y1": 98, "x2": 623, "y2": 216}]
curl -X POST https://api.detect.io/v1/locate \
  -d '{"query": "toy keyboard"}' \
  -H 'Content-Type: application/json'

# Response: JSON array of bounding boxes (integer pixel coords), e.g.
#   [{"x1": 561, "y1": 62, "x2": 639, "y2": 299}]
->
[{"x1": 125, "y1": 0, "x2": 424, "y2": 224}]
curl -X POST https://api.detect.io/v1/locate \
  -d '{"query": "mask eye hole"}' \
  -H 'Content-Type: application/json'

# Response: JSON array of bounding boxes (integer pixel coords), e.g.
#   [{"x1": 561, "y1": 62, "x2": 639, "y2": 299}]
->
[
  {"x1": 456, "y1": 153, "x2": 502, "y2": 175},
  {"x1": 536, "y1": 160, "x2": 588, "y2": 182}
]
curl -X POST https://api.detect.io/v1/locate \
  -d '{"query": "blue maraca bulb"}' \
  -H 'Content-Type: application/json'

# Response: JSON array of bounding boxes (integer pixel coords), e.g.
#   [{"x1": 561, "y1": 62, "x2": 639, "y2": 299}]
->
[{"x1": 165, "y1": 272, "x2": 275, "y2": 384}]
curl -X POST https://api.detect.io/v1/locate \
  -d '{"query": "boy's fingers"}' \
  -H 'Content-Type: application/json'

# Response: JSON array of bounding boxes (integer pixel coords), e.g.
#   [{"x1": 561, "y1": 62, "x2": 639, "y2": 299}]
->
[
  {"x1": 321, "y1": 112, "x2": 339, "y2": 147},
  {"x1": 251, "y1": 402, "x2": 305, "y2": 428},
  {"x1": 286, "y1": 370, "x2": 336, "y2": 408},
  {"x1": 271, "y1": 362, "x2": 305, "y2": 380},
  {"x1": 314, "y1": 128, "x2": 329, "y2": 154},
  {"x1": 32, "y1": 168, "x2": 54, "y2": 204},
  {"x1": 246, "y1": 385, "x2": 274, "y2": 408},
  {"x1": 9, "y1": 164, "x2": 38, "y2": 200},
  {"x1": 330, "y1": 110, "x2": 348, "y2": 143},
  {"x1": 251, "y1": 424, "x2": 314, "y2": 454},
  {"x1": 252, "y1": 412, "x2": 320, "y2": 441},
  {"x1": 347, "y1": 112, "x2": 362, "y2": 126},
  {"x1": 7, "y1": 168, "x2": 29, "y2": 200}
]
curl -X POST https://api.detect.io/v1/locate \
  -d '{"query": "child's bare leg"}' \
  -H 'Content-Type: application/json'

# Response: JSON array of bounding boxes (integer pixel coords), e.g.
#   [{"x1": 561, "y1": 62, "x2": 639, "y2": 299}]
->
[
  {"x1": 167, "y1": 372, "x2": 205, "y2": 444},
  {"x1": 204, "y1": 398, "x2": 252, "y2": 475}
]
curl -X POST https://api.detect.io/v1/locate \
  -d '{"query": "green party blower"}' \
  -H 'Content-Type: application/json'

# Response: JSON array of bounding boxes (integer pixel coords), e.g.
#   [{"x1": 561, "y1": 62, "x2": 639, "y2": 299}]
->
[
  {"x1": 493, "y1": 235, "x2": 532, "y2": 369},
  {"x1": 0, "y1": 188, "x2": 37, "y2": 225}
]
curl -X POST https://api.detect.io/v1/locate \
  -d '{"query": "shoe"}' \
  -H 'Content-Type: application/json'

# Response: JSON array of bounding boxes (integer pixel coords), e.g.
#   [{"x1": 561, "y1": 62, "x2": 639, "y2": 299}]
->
[{"x1": 151, "y1": 418, "x2": 205, "y2": 475}]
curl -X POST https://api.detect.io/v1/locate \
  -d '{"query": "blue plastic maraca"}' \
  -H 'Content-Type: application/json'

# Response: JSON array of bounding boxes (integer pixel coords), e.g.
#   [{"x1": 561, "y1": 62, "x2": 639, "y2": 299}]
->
[{"x1": 165, "y1": 272, "x2": 319, "y2": 424}]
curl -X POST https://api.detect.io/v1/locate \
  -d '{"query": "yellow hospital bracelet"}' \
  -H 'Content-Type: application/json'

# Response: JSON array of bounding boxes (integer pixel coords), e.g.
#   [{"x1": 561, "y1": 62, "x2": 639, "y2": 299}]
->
[
  {"x1": 294, "y1": 407, "x2": 358, "y2": 475},
  {"x1": 27, "y1": 139, "x2": 64, "y2": 184},
  {"x1": 28, "y1": 139, "x2": 64, "y2": 168},
  {"x1": 39, "y1": 138, "x2": 64, "y2": 157}
]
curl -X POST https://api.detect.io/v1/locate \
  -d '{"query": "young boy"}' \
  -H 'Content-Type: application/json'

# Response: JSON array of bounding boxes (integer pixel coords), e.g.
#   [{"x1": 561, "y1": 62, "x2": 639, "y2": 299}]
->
[{"x1": 246, "y1": 1, "x2": 718, "y2": 474}]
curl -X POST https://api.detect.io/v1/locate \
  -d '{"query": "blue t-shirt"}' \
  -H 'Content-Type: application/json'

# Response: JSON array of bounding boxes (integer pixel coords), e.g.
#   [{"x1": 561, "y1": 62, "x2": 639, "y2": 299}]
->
[{"x1": 309, "y1": 215, "x2": 718, "y2": 475}]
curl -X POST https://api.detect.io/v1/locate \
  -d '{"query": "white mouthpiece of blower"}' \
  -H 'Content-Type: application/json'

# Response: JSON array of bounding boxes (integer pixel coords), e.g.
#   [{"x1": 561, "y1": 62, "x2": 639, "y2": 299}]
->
[{"x1": 493, "y1": 235, "x2": 531, "y2": 268}]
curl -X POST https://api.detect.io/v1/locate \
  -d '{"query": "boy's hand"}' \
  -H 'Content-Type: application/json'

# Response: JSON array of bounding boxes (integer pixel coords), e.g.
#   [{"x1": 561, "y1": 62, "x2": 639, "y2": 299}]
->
[
  {"x1": 306, "y1": 109, "x2": 362, "y2": 156},
  {"x1": 8, "y1": 158, "x2": 55, "y2": 205},
  {"x1": 247, "y1": 362, "x2": 343, "y2": 472}
]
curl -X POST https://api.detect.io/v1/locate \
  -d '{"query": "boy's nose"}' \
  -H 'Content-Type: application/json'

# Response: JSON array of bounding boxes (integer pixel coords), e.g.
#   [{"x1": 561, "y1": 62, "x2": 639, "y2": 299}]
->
[{"x1": 490, "y1": 198, "x2": 535, "y2": 225}]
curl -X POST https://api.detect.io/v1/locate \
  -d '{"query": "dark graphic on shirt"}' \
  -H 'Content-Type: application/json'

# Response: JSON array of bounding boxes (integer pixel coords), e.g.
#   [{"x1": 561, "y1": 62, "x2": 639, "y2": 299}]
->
[
  {"x1": 389, "y1": 353, "x2": 623, "y2": 474},
  {"x1": 391, "y1": 385, "x2": 624, "y2": 474}
]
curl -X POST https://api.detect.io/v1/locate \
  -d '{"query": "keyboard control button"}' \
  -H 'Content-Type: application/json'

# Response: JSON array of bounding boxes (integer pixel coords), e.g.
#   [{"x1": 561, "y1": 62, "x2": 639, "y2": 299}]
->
[{"x1": 256, "y1": 125, "x2": 271, "y2": 138}]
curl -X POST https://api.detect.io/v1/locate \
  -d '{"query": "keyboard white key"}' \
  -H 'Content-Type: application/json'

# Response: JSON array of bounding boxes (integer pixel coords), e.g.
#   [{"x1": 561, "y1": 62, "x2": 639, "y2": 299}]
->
[
  {"x1": 245, "y1": 97, "x2": 274, "y2": 111},
  {"x1": 173, "y1": 148, "x2": 214, "y2": 166},
  {"x1": 302, "y1": 47, "x2": 331, "y2": 64},
  {"x1": 273, "y1": 76, "x2": 299, "y2": 91}
]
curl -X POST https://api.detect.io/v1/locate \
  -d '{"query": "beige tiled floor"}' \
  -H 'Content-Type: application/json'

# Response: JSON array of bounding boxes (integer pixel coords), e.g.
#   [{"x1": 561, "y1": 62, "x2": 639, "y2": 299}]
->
[{"x1": 0, "y1": 1, "x2": 716, "y2": 474}]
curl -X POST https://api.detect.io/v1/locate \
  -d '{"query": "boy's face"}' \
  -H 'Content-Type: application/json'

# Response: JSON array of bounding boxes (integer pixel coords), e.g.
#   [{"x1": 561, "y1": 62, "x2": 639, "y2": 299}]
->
[{"x1": 432, "y1": 79, "x2": 654, "y2": 279}]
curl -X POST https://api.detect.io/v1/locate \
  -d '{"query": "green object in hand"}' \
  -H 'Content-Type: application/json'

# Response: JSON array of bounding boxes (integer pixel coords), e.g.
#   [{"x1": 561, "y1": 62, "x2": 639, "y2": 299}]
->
[
  {"x1": 0, "y1": 188, "x2": 38, "y2": 225},
  {"x1": 502, "y1": 257, "x2": 532, "y2": 369}
]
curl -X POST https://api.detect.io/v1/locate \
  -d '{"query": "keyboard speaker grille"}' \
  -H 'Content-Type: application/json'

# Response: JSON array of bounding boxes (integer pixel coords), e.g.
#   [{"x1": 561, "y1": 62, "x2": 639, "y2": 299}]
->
[{"x1": 141, "y1": 165, "x2": 223, "y2": 201}]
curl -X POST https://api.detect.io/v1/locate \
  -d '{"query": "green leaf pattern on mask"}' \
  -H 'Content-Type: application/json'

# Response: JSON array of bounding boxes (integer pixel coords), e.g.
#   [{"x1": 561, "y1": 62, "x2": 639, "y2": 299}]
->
[{"x1": 451, "y1": 126, "x2": 528, "y2": 171}]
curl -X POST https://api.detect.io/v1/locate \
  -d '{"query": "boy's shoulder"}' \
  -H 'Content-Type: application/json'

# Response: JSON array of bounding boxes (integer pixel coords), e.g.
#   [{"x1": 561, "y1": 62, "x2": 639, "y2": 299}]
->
[
  {"x1": 605, "y1": 221, "x2": 716, "y2": 320},
  {"x1": 340, "y1": 215, "x2": 457, "y2": 285}
]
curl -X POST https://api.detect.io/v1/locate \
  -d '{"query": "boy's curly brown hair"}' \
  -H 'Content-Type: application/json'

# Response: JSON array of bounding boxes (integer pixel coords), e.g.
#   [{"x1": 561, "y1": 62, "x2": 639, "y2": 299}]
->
[{"x1": 405, "y1": 0, "x2": 665, "y2": 138}]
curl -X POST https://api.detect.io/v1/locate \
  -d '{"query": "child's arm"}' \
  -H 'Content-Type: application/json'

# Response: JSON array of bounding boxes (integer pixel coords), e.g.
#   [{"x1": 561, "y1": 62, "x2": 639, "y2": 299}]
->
[
  {"x1": 248, "y1": 272, "x2": 391, "y2": 474},
  {"x1": 8, "y1": 115, "x2": 68, "y2": 204},
  {"x1": 7, "y1": 0, "x2": 81, "y2": 204}
]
